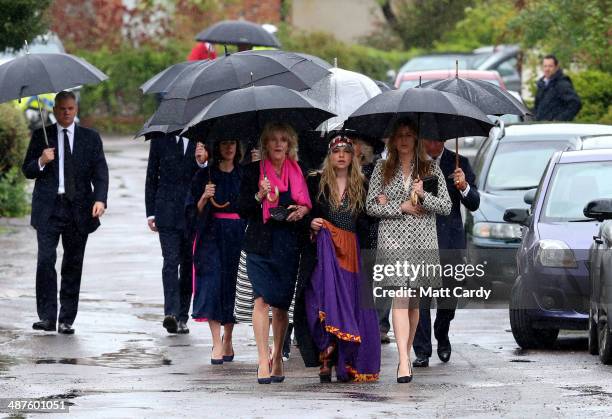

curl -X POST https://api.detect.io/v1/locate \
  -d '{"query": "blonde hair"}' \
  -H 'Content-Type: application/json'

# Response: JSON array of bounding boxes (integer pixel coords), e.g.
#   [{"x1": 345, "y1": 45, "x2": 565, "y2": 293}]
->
[
  {"x1": 259, "y1": 122, "x2": 299, "y2": 161},
  {"x1": 317, "y1": 150, "x2": 365, "y2": 214},
  {"x1": 383, "y1": 120, "x2": 432, "y2": 186}
]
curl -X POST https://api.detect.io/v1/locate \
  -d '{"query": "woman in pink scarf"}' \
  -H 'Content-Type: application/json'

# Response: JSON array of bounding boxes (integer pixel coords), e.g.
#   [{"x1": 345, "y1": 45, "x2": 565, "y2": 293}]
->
[{"x1": 238, "y1": 122, "x2": 311, "y2": 384}]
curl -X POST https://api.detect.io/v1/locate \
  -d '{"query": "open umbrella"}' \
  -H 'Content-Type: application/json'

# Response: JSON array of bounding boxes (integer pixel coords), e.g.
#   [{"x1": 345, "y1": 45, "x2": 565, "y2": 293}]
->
[
  {"x1": 140, "y1": 60, "x2": 210, "y2": 95},
  {"x1": 180, "y1": 85, "x2": 335, "y2": 147},
  {"x1": 421, "y1": 61, "x2": 530, "y2": 168},
  {"x1": 195, "y1": 20, "x2": 281, "y2": 48},
  {"x1": 149, "y1": 49, "x2": 330, "y2": 126},
  {"x1": 304, "y1": 67, "x2": 382, "y2": 133},
  {"x1": 0, "y1": 48, "x2": 108, "y2": 144},
  {"x1": 344, "y1": 87, "x2": 493, "y2": 140},
  {"x1": 134, "y1": 115, "x2": 183, "y2": 140}
]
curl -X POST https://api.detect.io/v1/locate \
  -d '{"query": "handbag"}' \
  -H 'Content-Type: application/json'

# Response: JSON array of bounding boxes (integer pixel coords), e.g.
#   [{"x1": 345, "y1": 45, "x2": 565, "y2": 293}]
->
[
  {"x1": 269, "y1": 205, "x2": 296, "y2": 222},
  {"x1": 422, "y1": 175, "x2": 438, "y2": 196}
]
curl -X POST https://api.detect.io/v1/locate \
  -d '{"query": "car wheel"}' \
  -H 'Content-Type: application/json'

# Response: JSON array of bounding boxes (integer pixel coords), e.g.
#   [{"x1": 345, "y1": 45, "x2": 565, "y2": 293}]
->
[
  {"x1": 509, "y1": 282, "x2": 559, "y2": 349},
  {"x1": 588, "y1": 306, "x2": 599, "y2": 355},
  {"x1": 598, "y1": 316, "x2": 612, "y2": 365}
]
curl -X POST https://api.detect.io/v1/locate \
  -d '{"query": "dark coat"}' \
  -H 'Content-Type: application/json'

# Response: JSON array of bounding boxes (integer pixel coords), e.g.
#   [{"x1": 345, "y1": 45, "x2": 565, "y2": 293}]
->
[
  {"x1": 436, "y1": 149, "x2": 480, "y2": 250},
  {"x1": 534, "y1": 69, "x2": 582, "y2": 121},
  {"x1": 145, "y1": 135, "x2": 199, "y2": 230},
  {"x1": 237, "y1": 161, "x2": 309, "y2": 256},
  {"x1": 22, "y1": 124, "x2": 109, "y2": 234}
]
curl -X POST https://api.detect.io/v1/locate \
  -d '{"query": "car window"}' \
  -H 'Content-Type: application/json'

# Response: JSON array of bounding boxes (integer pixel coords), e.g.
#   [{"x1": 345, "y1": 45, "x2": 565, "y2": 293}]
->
[
  {"x1": 399, "y1": 56, "x2": 471, "y2": 73},
  {"x1": 496, "y1": 58, "x2": 518, "y2": 77},
  {"x1": 485, "y1": 141, "x2": 568, "y2": 191},
  {"x1": 541, "y1": 161, "x2": 612, "y2": 221},
  {"x1": 474, "y1": 137, "x2": 493, "y2": 177}
]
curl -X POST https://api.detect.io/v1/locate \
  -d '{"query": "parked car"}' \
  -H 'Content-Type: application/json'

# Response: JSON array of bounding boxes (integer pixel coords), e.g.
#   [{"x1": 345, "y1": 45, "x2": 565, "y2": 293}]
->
[
  {"x1": 396, "y1": 52, "x2": 478, "y2": 76},
  {"x1": 466, "y1": 123, "x2": 612, "y2": 287},
  {"x1": 394, "y1": 69, "x2": 507, "y2": 90},
  {"x1": 504, "y1": 148, "x2": 612, "y2": 348},
  {"x1": 471, "y1": 45, "x2": 522, "y2": 92},
  {"x1": 585, "y1": 198, "x2": 612, "y2": 364}
]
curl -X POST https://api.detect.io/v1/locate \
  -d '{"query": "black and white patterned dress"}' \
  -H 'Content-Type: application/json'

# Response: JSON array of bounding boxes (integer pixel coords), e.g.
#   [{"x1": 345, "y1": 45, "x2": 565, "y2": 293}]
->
[{"x1": 366, "y1": 159, "x2": 451, "y2": 289}]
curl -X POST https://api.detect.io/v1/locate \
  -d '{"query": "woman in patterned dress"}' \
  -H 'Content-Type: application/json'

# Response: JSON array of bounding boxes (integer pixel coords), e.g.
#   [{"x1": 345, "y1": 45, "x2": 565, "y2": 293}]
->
[{"x1": 366, "y1": 119, "x2": 451, "y2": 383}]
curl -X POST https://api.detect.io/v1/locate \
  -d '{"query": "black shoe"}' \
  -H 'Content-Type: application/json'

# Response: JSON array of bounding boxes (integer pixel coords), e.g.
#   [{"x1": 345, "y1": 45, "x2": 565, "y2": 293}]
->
[
  {"x1": 177, "y1": 320, "x2": 189, "y2": 334},
  {"x1": 257, "y1": 366, "x2": 271, "y2": 384},
  {"x1": 211, "y1": 358, "x2": 223, "y2": 365},
  {"x1": 438, "y1": 344, "x2": 451, "y2": 363},
  {"x1": 271, "y1": 359, "x2": 285, "y2": 383},
  {"x1": 412, "y1": 355, "x2": 430, "y2": 368},
  {"x1": 33, "y1": 320, "x2": 56, "y2": 332},
  {"x1": 57, "y1": 323, "x2": 74, "y2": 335},
  {"x1": 380, "y1": 332, "x2": 391, "y2": 344},
  {"x1": 396, "y1": 363, "x2": 413, "y2": 383},
  {"x1": 163, "y1": 315, "x2": 178, "y2": 334}
]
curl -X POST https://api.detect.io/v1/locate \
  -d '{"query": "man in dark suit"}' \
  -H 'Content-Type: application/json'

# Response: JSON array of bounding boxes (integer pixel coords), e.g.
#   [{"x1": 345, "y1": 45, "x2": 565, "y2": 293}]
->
[
  {"x1": 145, "y1": 135, "x2": 207, "y2": 334},
  {"x1": 22, "y1": 91, "x2": 109, "y2": 334},
  {"x1": 412, "y1": 139, "x2": 480, "y2": 367}
]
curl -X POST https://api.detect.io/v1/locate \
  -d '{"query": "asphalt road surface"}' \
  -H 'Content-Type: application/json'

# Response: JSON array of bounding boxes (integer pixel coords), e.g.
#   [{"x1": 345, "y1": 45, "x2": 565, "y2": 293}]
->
[{"x1": 1, "y1": 137, "x2": 611, "y2": 418}]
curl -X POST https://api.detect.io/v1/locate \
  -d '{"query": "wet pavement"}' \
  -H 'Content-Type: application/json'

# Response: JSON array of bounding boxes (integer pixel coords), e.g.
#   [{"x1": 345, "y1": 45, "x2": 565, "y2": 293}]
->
[{"x1": 1, "y1": 136, "x2": 612, "y2": 418}]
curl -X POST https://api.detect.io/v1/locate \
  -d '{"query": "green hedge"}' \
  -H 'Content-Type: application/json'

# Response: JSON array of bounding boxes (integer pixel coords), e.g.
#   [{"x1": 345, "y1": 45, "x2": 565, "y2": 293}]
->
[
  {"x1": 76, "y1": 42, "x2": 190, "y2": 133},
  {"x1": 0, "y1": 103, "x2": 29, "y2": 217},
  {"x1": 570, "y1": 69, "x2": 612, "y2": 124}
]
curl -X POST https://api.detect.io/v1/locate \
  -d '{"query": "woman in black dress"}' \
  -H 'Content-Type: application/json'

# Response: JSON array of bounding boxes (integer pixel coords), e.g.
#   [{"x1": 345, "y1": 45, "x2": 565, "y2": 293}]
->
[{"x1": 238, "y1": 122, "x2": 311, "y2": 384}]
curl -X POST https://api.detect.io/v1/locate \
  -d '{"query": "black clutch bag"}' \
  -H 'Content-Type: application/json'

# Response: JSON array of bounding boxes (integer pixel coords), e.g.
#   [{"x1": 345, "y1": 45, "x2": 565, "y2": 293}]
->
[
  {"x1": 422, "y1": 175, "x2": 438, "y2": 196},
  {"x1": 269, "y1": 206, "x2": 295, "y2": 222}
]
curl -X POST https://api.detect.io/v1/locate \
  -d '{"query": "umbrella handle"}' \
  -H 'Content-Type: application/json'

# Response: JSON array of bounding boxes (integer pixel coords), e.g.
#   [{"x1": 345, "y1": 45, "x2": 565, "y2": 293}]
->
[
  {"x1": 455, "y1": 137, "x2": 459, "y2": 170},
  {"x1": 37, "y1": 95, "x2": 49, "y2": 146}
]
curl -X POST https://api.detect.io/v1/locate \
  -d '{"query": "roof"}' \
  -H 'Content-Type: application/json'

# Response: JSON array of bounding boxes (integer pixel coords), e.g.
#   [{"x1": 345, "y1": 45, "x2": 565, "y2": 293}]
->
[
  {"x1": 559, "y1": 148, "x2": 612, "y2": 164},
  {"x1": 397, "y1": 70, "x2": 503, "y2": 81},
  {"x1": 502, "y1": 123, "x2": 612, "y2": 140}
]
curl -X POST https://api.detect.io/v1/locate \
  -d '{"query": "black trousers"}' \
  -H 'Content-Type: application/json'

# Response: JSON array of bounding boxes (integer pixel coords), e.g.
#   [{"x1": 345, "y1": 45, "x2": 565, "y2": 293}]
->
[
  {"x1": 36, "y1": 196, "x2": 88, "y2": 325},
  {"x1": 413, "y1": 275, "x2": 459, "y2": 357},
  {"x1": 158, "y1": 227, "x2": 192, "y2": 322}
]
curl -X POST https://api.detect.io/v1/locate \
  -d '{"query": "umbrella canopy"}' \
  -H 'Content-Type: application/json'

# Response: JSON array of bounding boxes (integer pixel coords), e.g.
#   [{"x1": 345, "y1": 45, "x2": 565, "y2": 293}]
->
[
  {"x1": 304, "y1": 67, "x2": 382, "y2": 133},
  {"x1": 344, "y1": 87, "x2": 494, "y2": 140},
  {"x1": 181, "y1": 85, "x2": 335, "y2": 146},
  {"x1": 149, "y1": 50, "x2": 330, "y2": 126},
  {"x1": 294, "y1": 53, "x2": 333, "y2": 70},
  {"x1": 134, "y1": 115, "x2": 183, "y2": 140},
  {"x1": 0, "y1": 52, "x2": 108, "y2": 102},
  {"x1": 195, "y1": 20, "x2": 281, "y2": 48},
  {"x1": 140, "y1": 60, "x2": 209, "y2": 95},
  {"x1": 421, "y1": 77, "x2": 530, "y2": 117}
]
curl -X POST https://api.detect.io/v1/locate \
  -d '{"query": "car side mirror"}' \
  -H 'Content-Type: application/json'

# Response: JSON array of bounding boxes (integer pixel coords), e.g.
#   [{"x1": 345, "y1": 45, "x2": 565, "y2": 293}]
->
[
  {"x1": 584, "y1": 199, "x2": 612, "y2": 222},
  {"x1": 523, "y1": 189, "x2": 537, "y2": 205},
  {"x1": 504, "y1": 208, "x2": 531, "y2": 226}
]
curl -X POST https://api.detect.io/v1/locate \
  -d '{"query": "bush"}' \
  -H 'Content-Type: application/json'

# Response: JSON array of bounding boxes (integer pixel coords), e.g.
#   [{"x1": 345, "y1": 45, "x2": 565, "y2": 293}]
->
[
  {"x1": 570, "y1": 69, "x2": 612, "y2": 124},
  {"x1": 0, "y1": 167, "x2": 29, "y2": 217},
  {"x1": 76, "y1": 41, "x2": 190, "y2": 133},
  {"x1": 0, "y1": 103, "x2": 29, "y2": 217}
]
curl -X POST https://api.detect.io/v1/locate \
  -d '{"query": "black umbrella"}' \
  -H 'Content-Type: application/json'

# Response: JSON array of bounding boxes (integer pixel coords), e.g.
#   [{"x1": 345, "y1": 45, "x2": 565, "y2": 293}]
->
[
  {"x1": 139, "y1": 60, "x2": 209, "y2": 95},
  {"x1": 195, "y1": 20, "x2": 281, "y2": 48},
  {"x1": 0, "y1": 50, "x2": 108, "y2": 145},
  {"x1": 134, "y1": 115, "x2": 183, "y2": 140},
  {"x1": 344, "y1": 87, "x2": 494, "y2": 141},
  {"x1": 294, "y1": 53, "x2": 333, "y2": 70},
  {"x1": 421, "y1": 77, "x2": 530, "y2": 117},
  {"x1": 180, "y1": 85, "x2": 335, "y2": 147},
  {"x1": 149, "y1": 50, "x2": 330, "y2": 126}
]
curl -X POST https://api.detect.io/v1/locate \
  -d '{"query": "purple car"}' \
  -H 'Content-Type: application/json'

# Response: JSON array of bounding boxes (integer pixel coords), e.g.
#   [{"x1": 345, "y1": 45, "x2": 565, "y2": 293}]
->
[{"x1": 504, "y1": 148, "x2": 612, "y2": 349}]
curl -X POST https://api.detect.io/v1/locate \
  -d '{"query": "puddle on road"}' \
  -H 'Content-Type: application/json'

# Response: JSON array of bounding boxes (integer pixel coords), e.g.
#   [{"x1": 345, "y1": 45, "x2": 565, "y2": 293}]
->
[
  {"x1": 34, "y1": 346, "x2": 172, "y2": 369},
  {"x1": 509, "y1": 359, "x2": 533, "y2": 363},
  {"x1": 561, "y1": 385, "x2": 612, "y2": 398}
]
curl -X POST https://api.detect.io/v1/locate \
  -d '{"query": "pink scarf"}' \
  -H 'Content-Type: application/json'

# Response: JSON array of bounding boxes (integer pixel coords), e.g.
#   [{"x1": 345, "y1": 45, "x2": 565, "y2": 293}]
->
[{"x1": 260, "y1": 158, "x2": 312, "y2": 223}]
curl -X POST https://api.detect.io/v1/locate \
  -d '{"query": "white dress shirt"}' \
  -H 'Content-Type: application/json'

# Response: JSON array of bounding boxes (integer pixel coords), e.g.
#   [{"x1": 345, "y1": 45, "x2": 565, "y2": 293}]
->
[{"x1": 38, "y1": 122, "x2": 75, "y2": 194}]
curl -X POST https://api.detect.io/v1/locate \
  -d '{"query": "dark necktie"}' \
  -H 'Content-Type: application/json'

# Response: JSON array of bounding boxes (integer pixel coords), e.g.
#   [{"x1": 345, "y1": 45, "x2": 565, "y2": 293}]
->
[
  {"x1": 63, "y1": 128, "x2": 76, "y2": 201},
  {"x1": 177, "y1": 137, "x2": 184, "y2": 156}
]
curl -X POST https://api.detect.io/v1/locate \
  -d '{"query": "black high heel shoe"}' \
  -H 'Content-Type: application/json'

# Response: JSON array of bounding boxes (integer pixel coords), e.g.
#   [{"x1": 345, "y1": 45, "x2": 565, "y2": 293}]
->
[
  {"x1": 221, "y1": 335, "x2": 234, "y2": 362},
  {"x1": 396, "y1": 363, "x2": 413, "y2": 383},
  {"x1": 257, "y1": 366, "x2": 272, "y2": 384},
  {"x1": 211, "y1": 346, "x2": 223, "y2": 365},
  {"x1": 271, "y1": 359, "x2": 285, "y2": 383}
]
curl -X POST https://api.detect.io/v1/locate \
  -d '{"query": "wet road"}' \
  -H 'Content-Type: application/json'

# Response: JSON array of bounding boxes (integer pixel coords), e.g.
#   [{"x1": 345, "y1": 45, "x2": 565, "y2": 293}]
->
[{"x1": 1, "y1": 137, "x2": 611, "y2": 418}]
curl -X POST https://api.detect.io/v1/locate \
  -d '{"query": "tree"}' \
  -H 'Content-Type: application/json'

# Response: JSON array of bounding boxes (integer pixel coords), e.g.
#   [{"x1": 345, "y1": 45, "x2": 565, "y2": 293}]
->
[
  {"x1": 0, "y1": 0, "x2": 52, "y2": 51},
  {"x1": 375, "y1": 0, "x2": 474, "y2": 49}
]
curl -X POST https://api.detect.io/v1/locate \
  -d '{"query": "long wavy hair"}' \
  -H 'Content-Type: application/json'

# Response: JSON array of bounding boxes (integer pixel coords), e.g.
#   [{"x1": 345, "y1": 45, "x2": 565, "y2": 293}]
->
[
  {"x1": 382, "y1": 119, "x2": 432, "y2": 186},
  {"x1": 317, "y1": 147, "x2": 365, "y2": 214},
  {"x1": 259, "y1": 122, "x2": 299, "y2": 161}
]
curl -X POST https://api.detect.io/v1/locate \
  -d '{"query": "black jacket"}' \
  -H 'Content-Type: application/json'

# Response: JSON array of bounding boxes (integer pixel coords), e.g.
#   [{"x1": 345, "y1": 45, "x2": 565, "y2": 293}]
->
[
  {"x1": 237, "y1": 161, "x2": 309, "y2": 256},
  {"x1": 145, "y1": 135, "x2": 199, "y2": 230},
  {"x1": 22, "y1": 124, "x2": 109, "y2": 234},
  {"x1": 534, "y1": 69, "x2": 582, "y2": 121}
]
